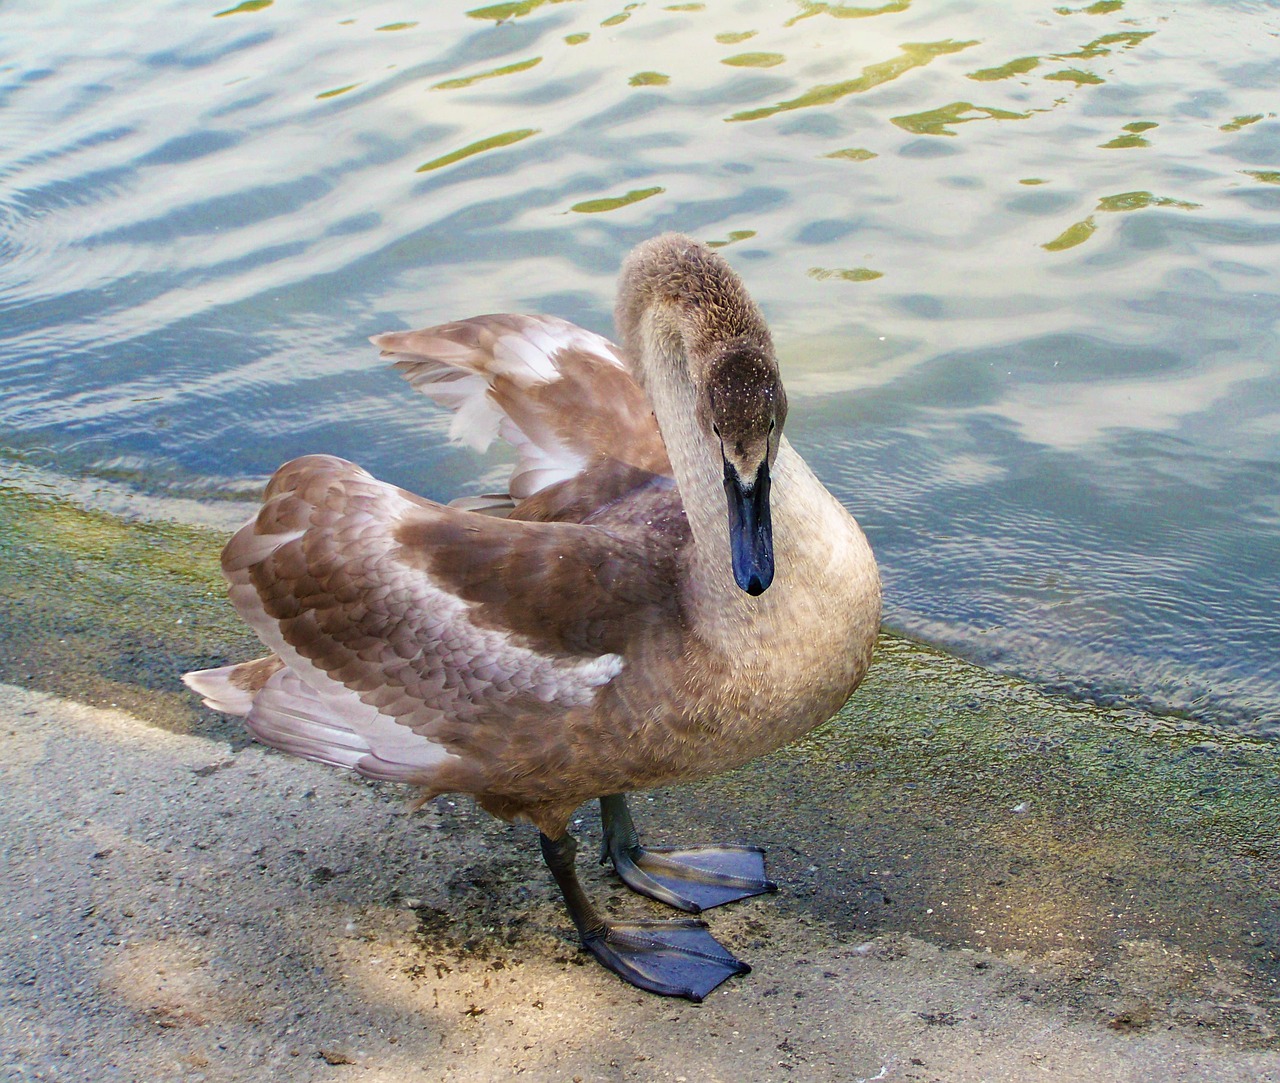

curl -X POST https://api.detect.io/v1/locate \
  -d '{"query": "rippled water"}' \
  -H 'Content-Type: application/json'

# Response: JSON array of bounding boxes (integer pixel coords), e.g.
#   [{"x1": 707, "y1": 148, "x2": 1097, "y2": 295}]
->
[{"x1": 2, "y1": 0, "x2": 1278, "y2": 732}]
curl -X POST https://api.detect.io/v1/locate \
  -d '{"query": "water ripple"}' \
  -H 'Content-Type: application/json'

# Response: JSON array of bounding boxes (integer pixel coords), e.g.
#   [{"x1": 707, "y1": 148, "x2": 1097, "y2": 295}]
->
[{"x1": 2, "y1": 0, "x2": 1279, "y2": 732}]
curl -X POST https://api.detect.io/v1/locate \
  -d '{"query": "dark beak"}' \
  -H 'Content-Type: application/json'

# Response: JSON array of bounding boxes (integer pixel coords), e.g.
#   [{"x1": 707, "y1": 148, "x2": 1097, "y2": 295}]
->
[{"x1": 723, "y1": 458, "x2": 774, "y2": 596}]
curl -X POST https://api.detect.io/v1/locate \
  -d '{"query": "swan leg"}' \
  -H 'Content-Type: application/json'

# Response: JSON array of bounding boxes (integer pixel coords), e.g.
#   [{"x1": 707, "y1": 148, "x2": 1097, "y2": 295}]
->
[
  {"x1": 598, "y1": 793, "x2": 778, "y2": 913},
  {"x1": 539, "y1": 831, "x2": 749, "y2": 1001}
]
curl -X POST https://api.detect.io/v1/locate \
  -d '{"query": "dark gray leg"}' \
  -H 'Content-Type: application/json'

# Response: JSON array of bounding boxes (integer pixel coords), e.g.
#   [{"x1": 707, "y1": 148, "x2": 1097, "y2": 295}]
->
[
  {"x1": 599, "y1": 793, "x2": 777, "y2": 913},
  {"x1": 539, "y1": 830, "x2": 749, "y2": 1001}
]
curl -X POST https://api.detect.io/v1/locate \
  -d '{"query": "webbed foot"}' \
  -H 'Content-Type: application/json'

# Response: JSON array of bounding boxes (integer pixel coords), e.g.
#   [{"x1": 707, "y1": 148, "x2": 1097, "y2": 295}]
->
[
  {"x1": 583, "y1": 918, "x2": 749, "y2": 1001},
  {"x1": 600, "y1": 793, "x2": 777, "y2": 912},
  {"x1": 540, "y1": 829, "x2": 751, "y2": 1000}
]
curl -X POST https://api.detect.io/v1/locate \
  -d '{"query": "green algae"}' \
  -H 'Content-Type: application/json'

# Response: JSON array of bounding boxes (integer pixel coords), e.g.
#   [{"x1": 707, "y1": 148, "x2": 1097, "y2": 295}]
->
[
  {"x1": 0, "y1": 486, "x2": 255, "y2": 736},
  {"x1": 671, "y1": 634, "x2": 1280, "y2": 1042},
  {"x1": 824, "y1": 637, "x2": 1280, "y2": 839},
  {"x1": 5, "y1": 482, "x2": 1278, "y2": 1041}
]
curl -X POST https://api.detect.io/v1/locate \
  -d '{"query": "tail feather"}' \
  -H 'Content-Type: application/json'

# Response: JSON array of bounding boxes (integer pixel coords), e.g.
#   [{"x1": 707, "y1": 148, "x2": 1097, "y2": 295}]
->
[
  {"x1": 182, "y1": 655, "x2": 284, "y2": 715},
  {"x1": 186, "y1": 650, "x2": 454, "y2": 785}
]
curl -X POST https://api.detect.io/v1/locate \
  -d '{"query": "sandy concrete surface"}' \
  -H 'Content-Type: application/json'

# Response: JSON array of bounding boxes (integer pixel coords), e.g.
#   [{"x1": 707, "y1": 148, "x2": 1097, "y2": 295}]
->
[{"x1": 3, "y1": 681, "x2": 1278, "y2": 1083}]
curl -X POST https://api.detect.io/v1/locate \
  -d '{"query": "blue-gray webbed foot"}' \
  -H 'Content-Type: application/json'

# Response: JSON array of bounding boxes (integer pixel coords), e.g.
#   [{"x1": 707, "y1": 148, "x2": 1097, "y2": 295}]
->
[
  {"x1": 539, "y1": 830, "x2": 749, "y2": 1001},
  {"x1": 598, "y1": 792, "x2": 778, "y2": 913}
]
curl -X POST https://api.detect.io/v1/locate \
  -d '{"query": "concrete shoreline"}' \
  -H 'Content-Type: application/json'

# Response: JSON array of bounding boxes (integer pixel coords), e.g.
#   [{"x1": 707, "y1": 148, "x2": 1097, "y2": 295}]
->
[{"x1": 1, "y1": 476, "x2": 1278, "y2": 1080}]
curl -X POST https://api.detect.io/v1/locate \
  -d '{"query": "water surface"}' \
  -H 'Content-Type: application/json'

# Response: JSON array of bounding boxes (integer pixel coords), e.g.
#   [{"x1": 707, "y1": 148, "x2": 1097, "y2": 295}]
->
[{"x1": 2, "y1": 0, "x2": 1278, "y2": 730}]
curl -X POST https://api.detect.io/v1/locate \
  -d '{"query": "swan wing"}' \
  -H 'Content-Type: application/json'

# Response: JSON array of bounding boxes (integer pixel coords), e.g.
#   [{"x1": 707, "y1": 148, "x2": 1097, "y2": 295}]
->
[
  {"x1": 214, "y1": 454, "x2": 683, "y2": 782},
  {"x1": 372, "y1": 314, "x2": 671, "y2": 504}
]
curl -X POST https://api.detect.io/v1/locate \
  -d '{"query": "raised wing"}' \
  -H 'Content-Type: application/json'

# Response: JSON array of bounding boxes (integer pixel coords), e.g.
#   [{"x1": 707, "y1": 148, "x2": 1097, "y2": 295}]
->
[{"x1": 372, "y1": 314, "x2": 671, "y2": 506}]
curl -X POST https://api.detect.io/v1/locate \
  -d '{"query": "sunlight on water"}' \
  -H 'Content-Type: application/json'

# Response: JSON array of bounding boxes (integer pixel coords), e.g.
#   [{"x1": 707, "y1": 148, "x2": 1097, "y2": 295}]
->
[{"x1": 1, "y1": 0, "x2": 1279, "y2": 731}]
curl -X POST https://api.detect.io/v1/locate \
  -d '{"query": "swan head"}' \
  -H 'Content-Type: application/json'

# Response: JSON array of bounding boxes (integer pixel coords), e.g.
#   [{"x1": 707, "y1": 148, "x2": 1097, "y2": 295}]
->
[
  {"x1": 705, "y1": 337, "x2": 787, "y2": 596},
  {"x1": 615, "y1": 233, "x2": 788, "y2": 596}
]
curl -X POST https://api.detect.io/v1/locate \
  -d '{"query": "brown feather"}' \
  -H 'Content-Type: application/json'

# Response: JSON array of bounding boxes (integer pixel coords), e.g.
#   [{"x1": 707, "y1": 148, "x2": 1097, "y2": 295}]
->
[{"x1": 188, "y1": 235, "x2": 882, "y2": 841}]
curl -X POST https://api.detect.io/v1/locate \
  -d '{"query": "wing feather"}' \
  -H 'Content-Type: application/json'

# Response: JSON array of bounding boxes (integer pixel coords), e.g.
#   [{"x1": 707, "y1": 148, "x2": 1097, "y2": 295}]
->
[
  {"x1": 372, "y1": 314, "x2": 670, "y2": 505},
  {"x1": 218, "y1": 455, "x2": 682, "y2": 780}
]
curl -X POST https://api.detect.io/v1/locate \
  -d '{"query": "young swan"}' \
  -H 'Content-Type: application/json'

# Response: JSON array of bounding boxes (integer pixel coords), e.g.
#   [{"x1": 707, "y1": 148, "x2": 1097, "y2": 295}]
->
[{"x1": 185, "y1": 234, "x2": 881, "y2": 1000}]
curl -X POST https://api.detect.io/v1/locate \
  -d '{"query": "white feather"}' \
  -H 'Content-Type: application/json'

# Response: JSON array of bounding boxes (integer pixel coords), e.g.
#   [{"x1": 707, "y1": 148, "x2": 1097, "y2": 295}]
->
[
  {"x1": 376, "y1": 315, "x2": 626, "y2": 499},
  {"x1": 182, "y1": 663, "x2": 257, "y2": 715}
]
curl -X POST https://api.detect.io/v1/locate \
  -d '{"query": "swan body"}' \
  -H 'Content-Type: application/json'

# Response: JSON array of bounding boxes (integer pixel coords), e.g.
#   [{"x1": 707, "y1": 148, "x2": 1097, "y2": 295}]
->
[{"x1": 185, "y1": 234, "x2": 880, "y2": 999}]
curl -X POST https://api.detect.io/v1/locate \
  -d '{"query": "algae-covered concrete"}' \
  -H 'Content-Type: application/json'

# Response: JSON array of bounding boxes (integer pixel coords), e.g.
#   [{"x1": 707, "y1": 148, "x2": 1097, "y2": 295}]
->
[{"x1": 1, "y1": 480, "x2": 1278, "y2": 1081}]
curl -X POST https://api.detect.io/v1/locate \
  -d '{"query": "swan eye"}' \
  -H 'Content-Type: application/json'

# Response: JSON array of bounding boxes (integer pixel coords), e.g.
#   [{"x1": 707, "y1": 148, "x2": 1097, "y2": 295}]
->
[
  {"x1": 712, "y1": 423, "x2": 721, "y2": 437},
  {"x1": 768, "y1": 419, "x2": 776, "y2": 433}
]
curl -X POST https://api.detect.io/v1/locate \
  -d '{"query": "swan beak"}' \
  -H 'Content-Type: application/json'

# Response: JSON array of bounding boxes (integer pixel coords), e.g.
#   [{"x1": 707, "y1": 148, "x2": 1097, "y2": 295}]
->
[{"x1": 723, "y1": 459, "x2": 774, "y2": 596}]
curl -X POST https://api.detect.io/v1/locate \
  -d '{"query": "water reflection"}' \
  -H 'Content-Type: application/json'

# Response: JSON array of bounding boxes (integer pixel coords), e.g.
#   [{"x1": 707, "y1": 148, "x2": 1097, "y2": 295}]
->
[
  {"x1": 1, "y1": 0, "x2": 1278, "y2": 731},
  {"x1": 415, "y1": 129, "x2": 540, "y2": 172},
  {"x1": 891, "y1": 102, "x2": 1031, "y2": 136},
  {"x1": 214, "y1": 0, "x2": 272, "y2": 16},
  {"x1": 431, "y1": 56, "x2": 542, "y2": 90},
  {"x1": 727, "y1": 40, "x2": 978, "y2": 122},
  {"x1": 721, "y1": 53, "x2": 786, "y2": 68},
  {"x1": 466, "y1": 0, "x2": 584, "y2": 22},
  {"x1": 570, "y1": 186, "x2": 664, "y2": 212}
]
